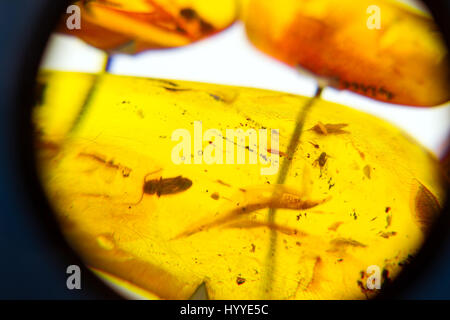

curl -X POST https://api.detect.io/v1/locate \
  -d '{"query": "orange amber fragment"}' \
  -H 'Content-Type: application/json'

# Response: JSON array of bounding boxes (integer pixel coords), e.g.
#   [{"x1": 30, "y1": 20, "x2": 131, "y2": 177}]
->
[
  {"x1": 242, "y1": 0, "x2": 449, "y2": 106},
  {"x1": 59, "y1": 0, "x2": 238, "y2": 53}
]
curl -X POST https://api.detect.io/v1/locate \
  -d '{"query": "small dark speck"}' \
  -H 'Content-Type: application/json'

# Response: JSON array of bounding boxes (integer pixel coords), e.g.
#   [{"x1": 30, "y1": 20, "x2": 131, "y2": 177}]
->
[
  {"x1": 163, "y1": 87, "x2": 190, "y2": 92},
  {"x1": 209, "y1": 93, "x2": 222, "y2": 101},
  {"x1": 199, "y1": 20, "x2": 214, "y2": 33},
  {"x1": 309, "y1": 141, "x2": 320, "y2": 149},
  {"x1": 175, "y1": 26, "x2": 187, "y2": 34}
]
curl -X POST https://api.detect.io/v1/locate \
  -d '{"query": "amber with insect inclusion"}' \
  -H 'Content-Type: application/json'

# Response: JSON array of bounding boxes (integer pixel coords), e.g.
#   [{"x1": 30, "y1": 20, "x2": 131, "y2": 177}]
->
[
  {"x1": 33, "y1": 71, "x2": 446, "y2": 299},
  {"x1": 241, "y1": 0, "x2": 449, "y2": 106},
  {"x1": 60, "y1": 0, "x2": 238, "y2": 52}
]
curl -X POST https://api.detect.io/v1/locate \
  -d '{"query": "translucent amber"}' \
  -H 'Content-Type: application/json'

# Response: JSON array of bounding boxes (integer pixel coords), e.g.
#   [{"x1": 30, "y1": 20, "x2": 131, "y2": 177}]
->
[
  {"x1": 241, "y1": 0, "x2": 449, "y2": 107},
  {"x1": 59, "y1": 0, "x2": 238, "y2": 52},
  {"x1": 33, "y1": 71, "x2": 446, "y2": 299}
]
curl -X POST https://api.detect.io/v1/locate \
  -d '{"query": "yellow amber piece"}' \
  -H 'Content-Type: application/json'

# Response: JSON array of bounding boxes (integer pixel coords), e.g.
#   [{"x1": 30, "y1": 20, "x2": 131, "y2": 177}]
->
[
  {"x1": 33, "y1": 70, "x2": 446, "y2": 299},
  {"x1": 241, "y1": 0, "x2": 449, "y2": 107},
  {"x1": 60, "y1": 0, "x2": 238, "y2": 52}
]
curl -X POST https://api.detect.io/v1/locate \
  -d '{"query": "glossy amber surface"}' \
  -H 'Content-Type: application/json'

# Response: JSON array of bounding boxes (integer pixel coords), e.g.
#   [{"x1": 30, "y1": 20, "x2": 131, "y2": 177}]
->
[{"x1": 242, "y1": 0, "x2": 449, "y2": 106}]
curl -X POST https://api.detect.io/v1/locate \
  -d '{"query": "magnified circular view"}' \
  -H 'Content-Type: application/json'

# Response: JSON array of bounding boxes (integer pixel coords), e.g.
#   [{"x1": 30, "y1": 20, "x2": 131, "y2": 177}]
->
[{"x1": 32, "y1": 0, "x2": 449, "y2": 299}]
